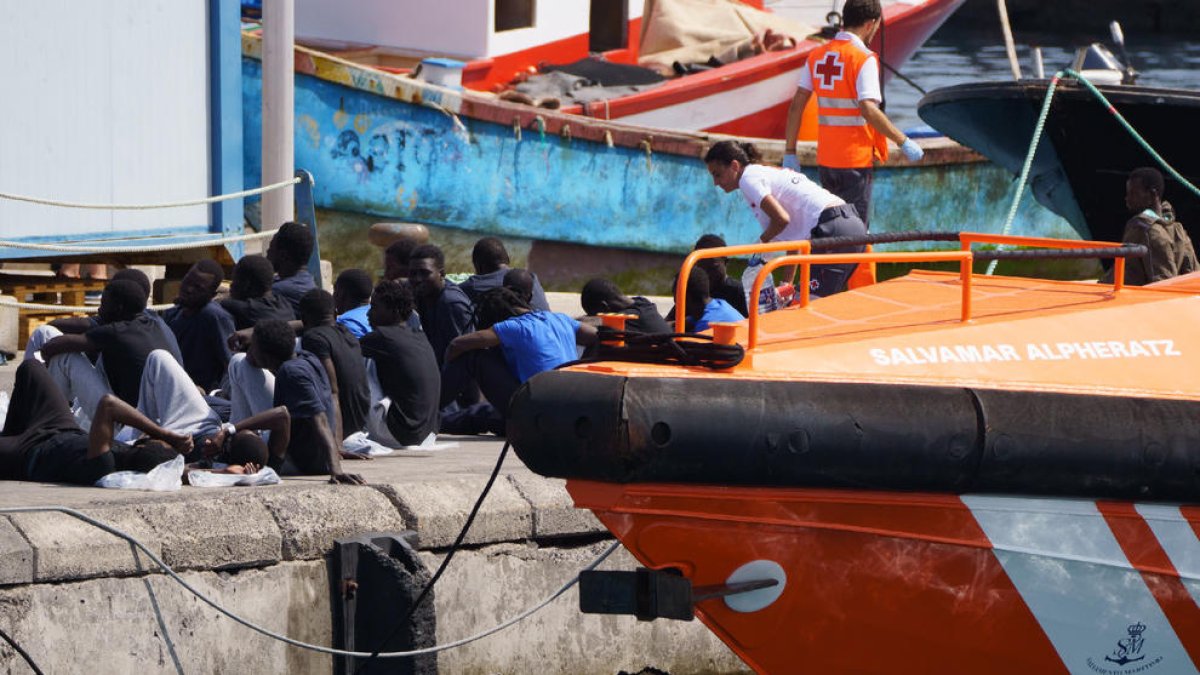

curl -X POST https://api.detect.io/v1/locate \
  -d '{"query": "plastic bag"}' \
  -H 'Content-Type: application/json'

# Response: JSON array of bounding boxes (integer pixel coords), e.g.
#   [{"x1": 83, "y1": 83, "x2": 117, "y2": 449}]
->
[
  {"x1": 343, "y1": 430, "x2": 395, "y2": 456},
  {"x1": 95, "y1": 454, "x2": 184, "y2": 491},
  {"x1": 742, "y1": 259, "x2": 782, "y2": 315},
  {"x1": 187, "y1": 465, "x2": 281, "y2": 488}
]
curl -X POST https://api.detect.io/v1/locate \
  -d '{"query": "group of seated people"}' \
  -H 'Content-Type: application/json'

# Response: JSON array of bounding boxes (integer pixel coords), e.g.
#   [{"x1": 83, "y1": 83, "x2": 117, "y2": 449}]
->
[{"x1": 1, "y1": 224, "x2": 751, "y2": 488}]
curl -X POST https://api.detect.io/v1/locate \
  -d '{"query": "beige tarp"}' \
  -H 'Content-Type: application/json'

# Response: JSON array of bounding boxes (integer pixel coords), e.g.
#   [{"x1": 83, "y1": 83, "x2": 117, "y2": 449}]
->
[{"x1": 638, "y1": 0, "x2": 816, "y2": 69}]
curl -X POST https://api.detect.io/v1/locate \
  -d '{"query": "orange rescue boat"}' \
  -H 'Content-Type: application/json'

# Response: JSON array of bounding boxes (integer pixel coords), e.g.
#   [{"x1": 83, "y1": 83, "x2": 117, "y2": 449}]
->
[{"x1": 508, "y1": 233, "x2": 1200, "y2": 674}]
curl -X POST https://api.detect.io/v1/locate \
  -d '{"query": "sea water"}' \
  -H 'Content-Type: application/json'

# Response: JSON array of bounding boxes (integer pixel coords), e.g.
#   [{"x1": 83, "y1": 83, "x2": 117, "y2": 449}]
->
[{"x1": 882, "y1": 28, "x2": 1200, "y2": 132}]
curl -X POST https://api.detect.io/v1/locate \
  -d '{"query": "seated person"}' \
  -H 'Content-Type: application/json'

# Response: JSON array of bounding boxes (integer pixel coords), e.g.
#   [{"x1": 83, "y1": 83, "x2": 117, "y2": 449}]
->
[
  {"x1": 667, "y1": 234, "x2": 749, "y2": 321},
  {"x1": 441, "y1": 288, "x2": 597, "y2": 423},
  {"x1": 501, "y1": 268, "x2": 537, "y2": 307},
  {"x1": 299, "y1": 289, "x2": 371, "y2": 442},
  {"x1": 225, "y1": 319, "x2": 365, "y2": 484},
  {"x1": 359, "y1": 280, "x2": 441, "y2": 447},
  {"x1": 335, "y1": 268, "x2": 420, "y2": 336},
  {"x1": 409, "y1": 244, "x2": 475, "y2": 367},
  {"x1": 459, "y1": 237, "x2": 550, "y2": 310},
  {"x1": 28, "y1": 267, "x2": 184, "y2": 365},
  {"x1": 220, "y1": 255, "x2": 295, "y2": 330},
  {"x1": 0, "y1": 360, "x2": 191, "y2": 485},
  {"x1": 32, "y1": 279, "x2": 180, "y2": 421},
  {"x1": 163, "y1": 259, "x2": 237, "y2": 393},
  {"x1": 580, "y1": 278, "x2": 671, "y2": 334},
  {"x1": 1100, "y1": 167, "x2": 1198, "y2": 286},
  {"x1": 266, "y1": 221, "x2": 317, "y2": 318},
  {"x1": 684, "y1": 271, "x2": 743, "y2": 332}
]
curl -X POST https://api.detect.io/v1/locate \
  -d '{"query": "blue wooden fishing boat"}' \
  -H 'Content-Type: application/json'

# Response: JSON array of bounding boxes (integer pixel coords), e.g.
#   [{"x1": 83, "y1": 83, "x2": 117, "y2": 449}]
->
[{"x1": 241, "y1": 33, "x2": 1078, "y2": 255}]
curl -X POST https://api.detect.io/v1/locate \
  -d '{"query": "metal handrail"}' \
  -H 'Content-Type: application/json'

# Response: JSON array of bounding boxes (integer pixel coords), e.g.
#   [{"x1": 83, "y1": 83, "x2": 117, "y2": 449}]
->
[{"x1": 672, "y1": 232, "x2": 1137, "y2": 351}]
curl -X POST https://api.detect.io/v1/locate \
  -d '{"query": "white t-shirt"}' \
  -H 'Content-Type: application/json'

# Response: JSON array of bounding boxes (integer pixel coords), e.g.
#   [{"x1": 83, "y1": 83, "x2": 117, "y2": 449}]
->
[
  {"x1": 738, "y1": 164, "x2": 844, "y2": 243},
  {"x1": 796, "y1": 31, "x2": 882, "y2": 102}
]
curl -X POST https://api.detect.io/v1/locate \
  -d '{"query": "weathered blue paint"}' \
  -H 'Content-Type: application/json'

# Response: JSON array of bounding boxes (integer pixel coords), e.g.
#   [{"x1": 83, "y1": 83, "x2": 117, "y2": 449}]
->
[
  {"x1": 241, "y1": 58, "x2": 1077, "y2": 255},
  {"x1": 210, "y1": 0, "x2": 244, "y2": 258}
]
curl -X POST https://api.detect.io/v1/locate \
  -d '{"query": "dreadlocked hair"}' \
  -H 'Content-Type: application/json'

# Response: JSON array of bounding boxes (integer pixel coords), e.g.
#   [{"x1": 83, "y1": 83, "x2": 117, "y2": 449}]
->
[{"x1": 474, "y1": 287, "x2": 530, "y2": 329}]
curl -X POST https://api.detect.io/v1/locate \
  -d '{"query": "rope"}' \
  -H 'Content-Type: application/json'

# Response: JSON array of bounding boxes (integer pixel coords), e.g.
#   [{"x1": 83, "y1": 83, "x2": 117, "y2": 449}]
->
[
  {"x1": 0, "y1": 177, "x2": 301, "y2": 211},
  {"x1": 0, "y1": 299, "x2": 175, "y2": 313},
  {"x1": 588, "y1": 332, "x2": 745, "y2": 370},
  {"x1": 0, "y1": 505, "x2": 620, "y2": 659},
  {"x1": 989, "y1": 69, "x2": 1200, "y2": 275}
]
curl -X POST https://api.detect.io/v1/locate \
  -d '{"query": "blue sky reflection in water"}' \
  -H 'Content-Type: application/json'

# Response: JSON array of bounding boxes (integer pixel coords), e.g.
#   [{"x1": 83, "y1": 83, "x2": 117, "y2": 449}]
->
[{"x1": 880, "y1": 29, "x2": 1200, "y2": 131}]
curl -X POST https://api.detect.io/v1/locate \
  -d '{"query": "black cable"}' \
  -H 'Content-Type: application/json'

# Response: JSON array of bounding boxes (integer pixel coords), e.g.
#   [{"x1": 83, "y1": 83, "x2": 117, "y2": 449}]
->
[
  {"x1": 880, "y1": 59, "x2": 927, "y2": 95},
  {"x1": 585, "y1": 331, "x2": 745, "y2": 370},
  {"x1": 0, "y1": 625, "x2": 44, "y2": 675},
  {"x1": 352, "y1": 440, "x2": 511, "y2": 674}
]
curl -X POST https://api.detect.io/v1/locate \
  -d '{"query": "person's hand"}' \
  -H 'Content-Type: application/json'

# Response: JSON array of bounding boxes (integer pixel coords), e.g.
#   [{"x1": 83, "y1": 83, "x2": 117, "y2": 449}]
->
[
  {"x1": 330, "y1": 472, "x2": 366, "y2": 485},
  {"x1": 339, "y1": 450, "x2": 372, "y2": 461},
  {"x1": 227, "y1": 329, "x2": 252, "y2": 352},
  {"x1": 226, "y1": 462, "x2": 260, "y2": 475},
  {"x1": 781, "y1": 153, "x2": 801, "y2": 171},
  {"x1": 164, "y1": 431, "x2": 194, "y2": 455},
  {"x1": 900, "y1": 138, "x2": 924, "y2": 162}
]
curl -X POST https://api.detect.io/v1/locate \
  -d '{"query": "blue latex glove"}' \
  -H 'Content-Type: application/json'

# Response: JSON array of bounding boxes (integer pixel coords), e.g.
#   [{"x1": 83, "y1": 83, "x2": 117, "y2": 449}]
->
[
  {"x1": 747, "y1": 254, "x2": 766, "y2": 267},
  {"x1": 900, "y1": 138, "x2": 924, "y2": 162},
  {"x1": 781, "y1": 153, "x2": 801, "y2": 171}
]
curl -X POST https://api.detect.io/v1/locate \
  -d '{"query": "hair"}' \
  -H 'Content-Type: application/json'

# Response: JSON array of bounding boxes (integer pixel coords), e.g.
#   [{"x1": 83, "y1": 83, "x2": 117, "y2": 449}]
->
[
  {"x1": 111, "y1": 268, "x2": 151, "y2": 300},
  {"x1": 1130, "y1": 167, "x2": 1165, "y2": 197},
  {"x1": 102, "y1": 278, "x2": 148, "y2": 319},
  {"x1": 474, "y1": 287, "x2": 530, "y2": 329},
  {"x1": 253, "y1": 319, "x2": 297, "y2": 363},
  {"x1": 270, "y1": 221, "x2": 315, "y2": 267},
  {"x1": 502, "y1": 268, "x2": 534, "y2": 304},
  {"x1": 192, "y1": 258, "x2": 225, "y2": 290},
  {"x1": 841, "y1": 0, "x2": 882, "y2": 27},
  {"x1": 226, "y1": 431, "x2": 269, "y2": 467},
  {"x1": 703, "y1": 140, "x2": 761, "y2": 166},
  {"x1": 694, "y1": 233, "x2": 728, "y2": 250},
  {"x1": 371, "y1": 279, "x2": 415, "y2": 324},
  {"x1": 232, "y1": 255, "x2": 275, "y2": 298},
  {"x1": 299, "y1": 288, "x2": 336, "y2": 327},
  {"x1": 335, "y1": 268, "x2": 374, "y2": 305},
  {"x1": 685, "y1": 268, "x2": 712, "y2": 302},
  {"x1": 409, "y1": 243, "x2": 445, "y2": 271},
  {"x1": 385, "y1": 238, "x2": 417, "y2": 264},
  {"x1": 472, "y1": 237, "x2": 510, "y2": 274},
  {"x1": 580, "y1": 277, "x2": 622, "y2": 315},
  {"x1": 118, "y1": 441, "x2": 178, "y2": 473}
]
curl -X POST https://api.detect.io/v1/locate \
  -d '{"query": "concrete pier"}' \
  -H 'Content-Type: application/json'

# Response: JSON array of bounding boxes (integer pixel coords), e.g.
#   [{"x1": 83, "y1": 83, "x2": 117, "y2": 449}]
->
[{"x1": 0, "y1": 363, "x2": 748, "y2": 674}]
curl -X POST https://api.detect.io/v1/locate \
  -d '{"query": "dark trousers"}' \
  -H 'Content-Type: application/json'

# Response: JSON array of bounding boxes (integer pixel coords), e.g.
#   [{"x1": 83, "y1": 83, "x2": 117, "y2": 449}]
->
[
  {"x1": 0, "y1": 360, "x2": 86, "y2": 479},
  {"x1": 810, "y1": 204, "x2": 869, "y2": 297},
  {"x1": 818, "y1": 166, "x2": 874, "y2": 230},
  {"x1": 439, "y1": 348, "x2": 516, "y2": 435}
]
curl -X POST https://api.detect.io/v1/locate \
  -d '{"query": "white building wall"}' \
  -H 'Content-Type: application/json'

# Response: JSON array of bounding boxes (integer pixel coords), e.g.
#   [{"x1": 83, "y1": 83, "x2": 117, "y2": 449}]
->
[{"x1": 0, "y1": 0, "x2": 210, "y2": 244}]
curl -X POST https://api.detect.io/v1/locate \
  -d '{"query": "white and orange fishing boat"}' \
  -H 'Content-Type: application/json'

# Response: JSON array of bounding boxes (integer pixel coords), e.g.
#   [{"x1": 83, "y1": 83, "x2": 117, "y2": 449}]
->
[
  {"x1": 286, "y1": 0, "x2": 964, "y2": 137},
  {"x1": 509, "y1": 233, "x2": 1200, "y2": 674}
]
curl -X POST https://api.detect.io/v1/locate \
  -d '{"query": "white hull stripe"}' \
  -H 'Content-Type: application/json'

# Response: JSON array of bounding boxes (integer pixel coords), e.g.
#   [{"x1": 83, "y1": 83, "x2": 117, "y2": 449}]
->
[
  {"x1": 616, "y1": 68, "x2": 800, "y2": 131},
  {"x1": 1136, "y1": 504, "x2": 1200, "y2": 608},
  {"x1": 963, "y1": 495, "x2": 1198, "y2": 675}
]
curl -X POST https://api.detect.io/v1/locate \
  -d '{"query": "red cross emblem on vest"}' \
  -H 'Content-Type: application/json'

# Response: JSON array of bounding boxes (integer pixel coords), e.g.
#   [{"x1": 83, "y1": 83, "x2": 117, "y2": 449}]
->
[{"x1": 814, "y1": 52, "x2": 845, "y2": 90}]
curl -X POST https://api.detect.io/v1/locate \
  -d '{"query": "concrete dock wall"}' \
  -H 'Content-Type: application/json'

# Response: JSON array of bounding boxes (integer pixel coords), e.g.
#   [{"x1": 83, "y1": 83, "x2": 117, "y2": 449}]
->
[{"x1": 0, "y1": 466, "x2": 747, "y2": 674}]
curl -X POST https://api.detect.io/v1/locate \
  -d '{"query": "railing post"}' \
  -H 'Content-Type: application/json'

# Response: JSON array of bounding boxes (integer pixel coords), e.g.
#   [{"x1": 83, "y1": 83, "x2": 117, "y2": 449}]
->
[
  {"x1": 1113, "y1": 258, "x2": 1126, "y2": 293},
  {"x1": 961, "y1": 256, "x2": 973, "y2": 322},
  {"x1": 293, "y1": 169, "x2": 323, "y2": 289}
]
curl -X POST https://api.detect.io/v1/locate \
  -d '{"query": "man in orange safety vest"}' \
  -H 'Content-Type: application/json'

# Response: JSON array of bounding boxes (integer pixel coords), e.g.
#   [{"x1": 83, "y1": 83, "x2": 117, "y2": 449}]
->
[{"x1": 781, "y1": 0, "x2": 923, "y2": 229}]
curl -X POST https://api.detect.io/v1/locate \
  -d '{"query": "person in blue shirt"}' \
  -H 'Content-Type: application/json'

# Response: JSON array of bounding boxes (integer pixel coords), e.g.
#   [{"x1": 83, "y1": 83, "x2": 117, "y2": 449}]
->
[
  {"x1": 333, "y1": 268, "x2": 374, "y2": 338},
  {"x1": 685, "y1": 270, "x2": 744, "y2": 332},
  {"x1": 163, "y1": 259, "x2": 236, "y2": 392},
  {"x1": 442, "y1": 288, "x2": 597, "y2": 425}
]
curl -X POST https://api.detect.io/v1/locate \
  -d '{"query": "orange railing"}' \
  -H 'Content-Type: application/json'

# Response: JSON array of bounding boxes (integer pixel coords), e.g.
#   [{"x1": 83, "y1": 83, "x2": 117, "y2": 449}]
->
[{"x1": 673, "y1": 232, "x2": 1131, "y2": 351}]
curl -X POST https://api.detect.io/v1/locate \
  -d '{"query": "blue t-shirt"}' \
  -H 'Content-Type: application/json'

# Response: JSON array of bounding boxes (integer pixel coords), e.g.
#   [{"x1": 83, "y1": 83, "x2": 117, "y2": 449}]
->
[
  {"x1": 273, "y1": 350, "x2": 332, "y2": 419},
  {"x1": 695, "y1": 298, "x2": 744, "y2": 332},
  {"x1": 492, "y1": 311, "x2": 580, "y2": 383},
  {"x1": 336, "y1": 304, "x2": 372, "y2": 339},
  {"x1": 273, "y1": 269, "x2": 317, "y2": 319},
  {"x1": 163, "y1": 301, "x2": 236, "y2": 392}
]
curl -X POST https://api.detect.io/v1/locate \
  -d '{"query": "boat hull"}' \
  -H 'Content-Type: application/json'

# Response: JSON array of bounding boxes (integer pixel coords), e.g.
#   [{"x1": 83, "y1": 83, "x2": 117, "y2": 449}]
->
[
  {"x1": 570, "y1": 479, "x2": 1200, "y2": 674},
  {"x1": 241, "y1": 38, "x2": 1077, "y2": 253},
  {"x1": 919, "y1": 80, "x2": 1200, "y2": 247}
]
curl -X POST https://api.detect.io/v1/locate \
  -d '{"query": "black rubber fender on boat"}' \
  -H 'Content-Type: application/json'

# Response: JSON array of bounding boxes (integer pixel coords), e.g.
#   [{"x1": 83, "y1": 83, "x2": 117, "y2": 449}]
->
[{"x1": 506, "y1": 369, "x2": 1200, "y2": 500}]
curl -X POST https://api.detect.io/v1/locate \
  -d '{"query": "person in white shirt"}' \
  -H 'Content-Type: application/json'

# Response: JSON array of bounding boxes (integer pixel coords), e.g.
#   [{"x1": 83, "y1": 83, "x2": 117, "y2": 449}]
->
[{"x1": 704, "y1": 140, "x2": 867, "y2": 297}]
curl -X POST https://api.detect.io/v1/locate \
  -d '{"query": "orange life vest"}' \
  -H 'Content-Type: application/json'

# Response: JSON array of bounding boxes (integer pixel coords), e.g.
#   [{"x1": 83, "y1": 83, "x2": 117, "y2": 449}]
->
[{"x1": 806, "y1": 38, "x2": 889, "y2": 169}]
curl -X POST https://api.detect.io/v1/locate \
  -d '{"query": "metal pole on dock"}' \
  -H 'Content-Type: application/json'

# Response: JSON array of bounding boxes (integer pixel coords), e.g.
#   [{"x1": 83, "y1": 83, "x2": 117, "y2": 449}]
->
[
  {"x1": 996, "y1": 0, "x2": 1023, "y2": 81},
  {"x1": 262, "y1": 0, "x2": 295, "y2": 234}
]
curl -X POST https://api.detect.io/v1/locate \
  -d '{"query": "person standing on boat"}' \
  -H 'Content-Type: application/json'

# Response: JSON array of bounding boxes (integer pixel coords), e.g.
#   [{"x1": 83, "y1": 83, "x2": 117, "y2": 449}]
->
[
  {"x1": 705, "y1": 140, "x2": 867, "y2": 297},
  {"x1": 781, "y1": 0, "x2": 923, "y2": 228},
  {"x1": 1100, "y1": 167, "x2": 1198, "y2": 286}
]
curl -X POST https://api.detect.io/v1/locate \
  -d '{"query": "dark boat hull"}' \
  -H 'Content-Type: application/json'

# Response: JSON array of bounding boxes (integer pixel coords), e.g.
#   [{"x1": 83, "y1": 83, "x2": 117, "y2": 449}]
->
[{"x1": 918, "y1": 80, "x2": 1200, "y2": 246}]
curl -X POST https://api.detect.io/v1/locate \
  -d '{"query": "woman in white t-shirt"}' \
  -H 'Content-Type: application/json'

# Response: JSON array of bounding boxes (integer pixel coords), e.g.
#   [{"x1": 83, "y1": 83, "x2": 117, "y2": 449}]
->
[{"x1": 704, "y1": 140, "x2": 868, "y2": 297}]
